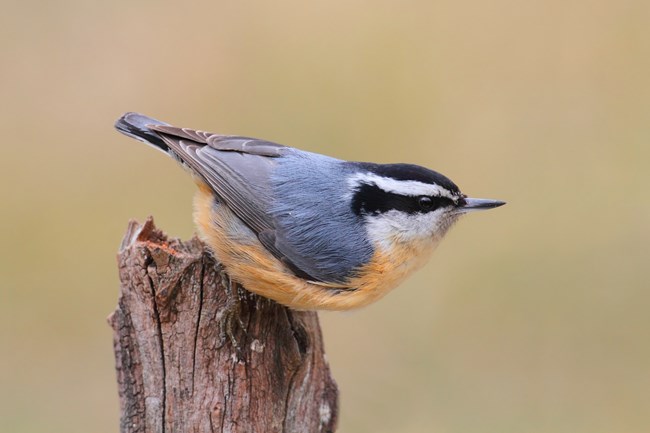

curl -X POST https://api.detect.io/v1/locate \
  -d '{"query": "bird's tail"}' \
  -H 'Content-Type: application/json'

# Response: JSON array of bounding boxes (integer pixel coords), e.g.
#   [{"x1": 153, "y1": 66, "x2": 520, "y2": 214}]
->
[{"x1": 114, "y1": 112, "x2": 170, "y2": 153}]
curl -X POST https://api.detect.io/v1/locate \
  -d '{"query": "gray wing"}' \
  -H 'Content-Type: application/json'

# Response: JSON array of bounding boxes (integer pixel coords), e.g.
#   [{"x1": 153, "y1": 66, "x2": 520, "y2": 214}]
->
[
  {"x1": 148, "y1": 124, "x2": 330, "y2": 282},
  {"x1": 151, "y1": 124, "x2": 281, "y2": 234}
]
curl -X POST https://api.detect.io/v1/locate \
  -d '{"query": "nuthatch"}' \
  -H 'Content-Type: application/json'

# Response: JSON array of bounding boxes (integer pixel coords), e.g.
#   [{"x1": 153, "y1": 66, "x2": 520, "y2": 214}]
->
[{"x1": 115, "y1": 112, "x2": 505, "y2": 311}]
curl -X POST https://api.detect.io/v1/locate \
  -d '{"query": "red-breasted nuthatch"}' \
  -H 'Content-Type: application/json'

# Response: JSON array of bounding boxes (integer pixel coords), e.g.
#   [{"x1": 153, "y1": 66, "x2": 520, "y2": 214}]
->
[{"x1": 115, "y1": 112, "x2": 505, "y2": 311}]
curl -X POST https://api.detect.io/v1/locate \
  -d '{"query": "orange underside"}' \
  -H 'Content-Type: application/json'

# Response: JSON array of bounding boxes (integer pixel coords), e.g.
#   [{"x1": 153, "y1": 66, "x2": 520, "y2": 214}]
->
[{"x1": 193, "y1": 183, "x2": 434, "y2": 311}]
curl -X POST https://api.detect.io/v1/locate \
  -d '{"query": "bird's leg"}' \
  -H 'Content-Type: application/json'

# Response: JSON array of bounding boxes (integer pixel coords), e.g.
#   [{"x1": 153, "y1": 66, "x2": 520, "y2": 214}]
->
[{"x1": 217, "y1": 269, "x2": 247, "y2": 353}]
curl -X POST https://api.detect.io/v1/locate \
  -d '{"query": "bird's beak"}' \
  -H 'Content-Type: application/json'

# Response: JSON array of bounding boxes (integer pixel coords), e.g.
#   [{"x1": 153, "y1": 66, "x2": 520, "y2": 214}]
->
[{"x1": 457, "y1": 197, "x2": 506, "y2": 213}]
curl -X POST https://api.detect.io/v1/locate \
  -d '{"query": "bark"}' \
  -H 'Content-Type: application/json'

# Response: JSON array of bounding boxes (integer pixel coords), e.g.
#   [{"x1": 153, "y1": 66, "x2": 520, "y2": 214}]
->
[{"x1": 108, "y1": 218, "x2": 338, "y2": 433}]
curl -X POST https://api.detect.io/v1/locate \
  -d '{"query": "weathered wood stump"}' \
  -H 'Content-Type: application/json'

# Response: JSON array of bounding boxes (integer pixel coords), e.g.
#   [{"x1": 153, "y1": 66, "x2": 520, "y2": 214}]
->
[{"x1": 108, "y1": 218, "x2": 339, "y2": 433}]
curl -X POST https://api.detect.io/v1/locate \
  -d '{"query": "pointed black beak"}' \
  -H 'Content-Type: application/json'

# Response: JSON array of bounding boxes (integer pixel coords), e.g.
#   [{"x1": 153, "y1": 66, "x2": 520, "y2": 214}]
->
[{"x1": 458, "y1": 197, "x2": 506, "y2": 213}]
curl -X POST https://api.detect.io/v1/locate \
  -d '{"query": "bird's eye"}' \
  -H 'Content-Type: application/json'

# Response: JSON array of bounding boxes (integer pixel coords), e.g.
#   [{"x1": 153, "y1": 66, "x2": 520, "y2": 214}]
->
[{"x1": 418, "y1": 196, "x2": 434, "y2": 210}]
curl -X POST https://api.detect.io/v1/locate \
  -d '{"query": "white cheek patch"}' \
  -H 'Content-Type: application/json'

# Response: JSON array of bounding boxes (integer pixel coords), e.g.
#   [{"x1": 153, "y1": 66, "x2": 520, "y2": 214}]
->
[
  {"x1": 364, "y1": 208, "x2": 457, "y2": 249},
  {"x1": 348, "y1": 172, "x2": 458, "y2": 200}
]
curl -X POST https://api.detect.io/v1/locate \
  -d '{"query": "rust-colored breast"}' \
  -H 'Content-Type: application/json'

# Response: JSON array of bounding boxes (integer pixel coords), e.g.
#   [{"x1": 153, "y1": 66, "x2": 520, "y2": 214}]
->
[{"x1": 193, "y1": 185, "x2": 436, "y2": 310}]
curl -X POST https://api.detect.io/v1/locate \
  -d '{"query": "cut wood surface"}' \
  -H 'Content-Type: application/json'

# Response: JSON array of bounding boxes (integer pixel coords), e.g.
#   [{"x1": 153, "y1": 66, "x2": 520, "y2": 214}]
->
[{"x1": 108, "y1": 218, "x2": 339, "y2": 433}]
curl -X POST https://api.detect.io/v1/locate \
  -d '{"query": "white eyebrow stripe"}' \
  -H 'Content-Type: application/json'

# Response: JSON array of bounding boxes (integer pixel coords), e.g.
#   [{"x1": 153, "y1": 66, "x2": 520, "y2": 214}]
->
[{"x1": 348, "y1": 172, "x2": 456, "y2": 199}]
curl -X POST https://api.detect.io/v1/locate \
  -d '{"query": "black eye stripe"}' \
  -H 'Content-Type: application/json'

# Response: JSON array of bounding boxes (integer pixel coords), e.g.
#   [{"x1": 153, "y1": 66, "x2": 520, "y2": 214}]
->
[{"x1": 351, "y1": 183, "x2": 455, "y2": 216}]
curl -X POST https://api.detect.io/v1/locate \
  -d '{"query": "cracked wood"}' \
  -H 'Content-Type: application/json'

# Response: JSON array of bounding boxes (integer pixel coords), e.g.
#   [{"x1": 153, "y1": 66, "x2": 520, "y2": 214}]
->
[{"x1": 108, "y1": 218, "x2": 339, "y2": 433}]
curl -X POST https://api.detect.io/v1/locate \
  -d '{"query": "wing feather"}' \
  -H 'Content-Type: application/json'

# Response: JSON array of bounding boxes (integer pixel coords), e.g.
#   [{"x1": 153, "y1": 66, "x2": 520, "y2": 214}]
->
[
  {"x1": 117, "y1": 113, "x2": 373, "y2": 285},
  {"x1": 149, "y1": 125, "x2": 331, "y2": 281}
]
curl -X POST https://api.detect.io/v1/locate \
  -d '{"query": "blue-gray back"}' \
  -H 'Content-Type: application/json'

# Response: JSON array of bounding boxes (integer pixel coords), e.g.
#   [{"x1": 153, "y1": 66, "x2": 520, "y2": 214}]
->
[
  {"x1": 269, "y1": 150, "x2": 373, "y2": 283},
  {"x1": 116, "y1": 113, "x2": 374, "y2": 284}
]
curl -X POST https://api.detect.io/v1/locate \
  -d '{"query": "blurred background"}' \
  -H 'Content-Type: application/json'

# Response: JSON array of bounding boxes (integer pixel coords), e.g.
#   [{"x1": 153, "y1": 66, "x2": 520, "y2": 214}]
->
[{"x1": 1, "y1": 0, "x2": 649, "y2": 432}]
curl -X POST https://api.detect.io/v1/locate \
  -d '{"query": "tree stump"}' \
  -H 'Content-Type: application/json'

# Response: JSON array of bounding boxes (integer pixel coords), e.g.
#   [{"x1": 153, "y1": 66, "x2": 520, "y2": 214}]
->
[{"x1": 108, "y1": 218, "x2": 339, "y2": 433}]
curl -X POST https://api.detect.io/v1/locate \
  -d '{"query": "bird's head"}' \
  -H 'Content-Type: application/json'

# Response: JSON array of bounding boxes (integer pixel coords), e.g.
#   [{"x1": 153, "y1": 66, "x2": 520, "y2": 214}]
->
[{"x1": 349, "y1": 164, "x2": 505, "y2": 249}]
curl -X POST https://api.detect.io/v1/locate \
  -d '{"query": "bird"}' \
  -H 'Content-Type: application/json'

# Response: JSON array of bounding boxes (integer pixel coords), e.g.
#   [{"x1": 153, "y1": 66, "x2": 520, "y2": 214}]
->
[{"x1": 115, "y1": 112, "x2": 505, "y2": 311}]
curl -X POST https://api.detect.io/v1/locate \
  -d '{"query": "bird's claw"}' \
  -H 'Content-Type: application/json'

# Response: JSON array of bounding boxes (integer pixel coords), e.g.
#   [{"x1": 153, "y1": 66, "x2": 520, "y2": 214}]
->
[{"x1": 217, "y1": 269, "x2": 247, "y2": 355}]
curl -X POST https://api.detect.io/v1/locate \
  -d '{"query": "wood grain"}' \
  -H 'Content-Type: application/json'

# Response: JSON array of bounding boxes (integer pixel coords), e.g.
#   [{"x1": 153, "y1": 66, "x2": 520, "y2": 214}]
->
[{"x1": 108, "y1": 218, "x2": 338, "y2": 433}]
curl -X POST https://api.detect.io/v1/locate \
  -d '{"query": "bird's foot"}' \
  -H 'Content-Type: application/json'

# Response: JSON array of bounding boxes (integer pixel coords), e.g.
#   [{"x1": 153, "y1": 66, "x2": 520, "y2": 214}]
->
[{"x1": 217, "y1": 269, "x2": 247, "y2": 355}]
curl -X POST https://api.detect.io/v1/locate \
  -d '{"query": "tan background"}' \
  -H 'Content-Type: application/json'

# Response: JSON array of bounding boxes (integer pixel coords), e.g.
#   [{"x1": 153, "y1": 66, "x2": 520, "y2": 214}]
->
[{"x1": 1, "y1": 1, "x2": 649, "y2": 432}]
